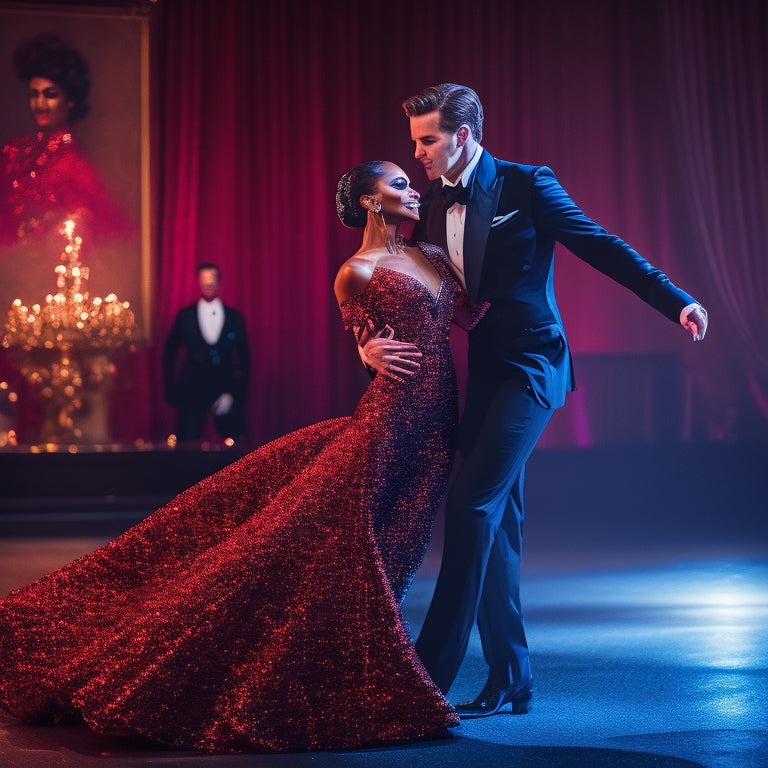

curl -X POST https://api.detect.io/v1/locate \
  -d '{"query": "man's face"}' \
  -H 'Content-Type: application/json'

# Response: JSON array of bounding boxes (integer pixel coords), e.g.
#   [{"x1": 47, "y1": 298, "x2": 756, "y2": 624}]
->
[
  {"x1": 409, "y1": 111, "x2": 464, "y2": 182},
  {"x1": 198, "y1": 268, "x2": 220, "y2": 300}
]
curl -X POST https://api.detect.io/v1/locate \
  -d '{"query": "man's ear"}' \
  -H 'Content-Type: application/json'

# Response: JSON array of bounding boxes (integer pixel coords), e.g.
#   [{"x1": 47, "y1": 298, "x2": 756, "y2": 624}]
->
[{"x1": 456, "y1": 125, "x2": 470, "y2": 147}]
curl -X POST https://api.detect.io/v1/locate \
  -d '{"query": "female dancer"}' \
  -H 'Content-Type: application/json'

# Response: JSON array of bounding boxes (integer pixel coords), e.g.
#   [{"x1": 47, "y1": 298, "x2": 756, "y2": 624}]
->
[{"x1": 0, "y1": 161, "x2": 483, "y2": 753}]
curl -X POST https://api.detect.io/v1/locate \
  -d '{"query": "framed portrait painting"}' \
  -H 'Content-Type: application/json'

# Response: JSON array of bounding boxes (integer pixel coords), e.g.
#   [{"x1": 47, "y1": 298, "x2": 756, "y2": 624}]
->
[{"x1": 0, "y1": 1, "x2": 152, "y2": 340}]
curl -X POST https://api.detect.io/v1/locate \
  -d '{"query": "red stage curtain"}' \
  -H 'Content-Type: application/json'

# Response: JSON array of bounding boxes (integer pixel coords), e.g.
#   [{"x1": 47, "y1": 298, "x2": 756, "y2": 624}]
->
[
  {"x1": 661, "y1": 0, "x2": 768, "y2": 439},
  {"x1": 10, "y1": 0, "x2": 763, "y2": 447}
]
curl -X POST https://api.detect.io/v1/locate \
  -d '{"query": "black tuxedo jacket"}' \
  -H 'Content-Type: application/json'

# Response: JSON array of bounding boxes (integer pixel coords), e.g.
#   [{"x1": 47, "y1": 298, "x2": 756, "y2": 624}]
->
[
  {"x1": 162, "y1": 302, "x2": 250, "y2": 407},
  {"x1": 415, "y1": 149, "x2": 698, "y2": 409}
]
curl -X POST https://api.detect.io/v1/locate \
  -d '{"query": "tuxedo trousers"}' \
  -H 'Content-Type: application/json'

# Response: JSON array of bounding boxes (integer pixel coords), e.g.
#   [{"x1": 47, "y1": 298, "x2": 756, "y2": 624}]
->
[
  {"x1": 176, "y1": 400, "x2": 246, "y2": 442},
  {"x1": 415, "y1": 368, "x2": 553, "y2": 695},
  {"x1": 175, "y1": 381, "x2": 247, "y2": 442}
]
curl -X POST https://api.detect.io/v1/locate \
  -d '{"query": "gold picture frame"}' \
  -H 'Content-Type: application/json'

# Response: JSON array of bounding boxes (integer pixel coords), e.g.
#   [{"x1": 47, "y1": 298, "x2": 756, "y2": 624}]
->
[{"x1": 0, "y1": 1, "x2": 153, "y2": 340}]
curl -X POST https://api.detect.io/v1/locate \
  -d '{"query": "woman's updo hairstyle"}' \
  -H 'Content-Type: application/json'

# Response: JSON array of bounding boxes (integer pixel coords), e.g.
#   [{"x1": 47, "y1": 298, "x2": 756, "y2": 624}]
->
[
  {"x1": 13, "y1": 32, "x2": 91, "y2": 123},
  {"x1": 336, "y1": 161, "x2": 386, "y2": 228}
]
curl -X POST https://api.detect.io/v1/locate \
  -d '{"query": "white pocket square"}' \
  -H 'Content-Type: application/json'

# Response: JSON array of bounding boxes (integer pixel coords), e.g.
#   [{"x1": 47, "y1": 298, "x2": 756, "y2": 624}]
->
[{"x1": 491, "y1": 210, "x2": 520, "y2": 227}]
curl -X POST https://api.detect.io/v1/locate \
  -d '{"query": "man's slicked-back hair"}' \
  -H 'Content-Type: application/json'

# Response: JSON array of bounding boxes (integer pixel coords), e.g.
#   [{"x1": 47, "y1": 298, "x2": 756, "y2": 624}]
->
[{"x1": 402, "y1": 83, "x2": 484, "y2": 144}]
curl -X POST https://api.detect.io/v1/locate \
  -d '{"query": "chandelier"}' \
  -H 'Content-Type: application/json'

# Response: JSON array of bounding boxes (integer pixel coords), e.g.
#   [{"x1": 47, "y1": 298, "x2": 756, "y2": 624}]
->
[{"x1": 2, "y1": 220, "x2": 136, "y2": 444}]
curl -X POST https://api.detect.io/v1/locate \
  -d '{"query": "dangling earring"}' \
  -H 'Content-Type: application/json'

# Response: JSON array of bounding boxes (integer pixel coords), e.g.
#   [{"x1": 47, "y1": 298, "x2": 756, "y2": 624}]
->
[
  {"x1": 361, "y1": 195, "x2": 402, "y2": 253},
  {"x1": 361, "y1": 196, "x2": 382, "y2": 215}
]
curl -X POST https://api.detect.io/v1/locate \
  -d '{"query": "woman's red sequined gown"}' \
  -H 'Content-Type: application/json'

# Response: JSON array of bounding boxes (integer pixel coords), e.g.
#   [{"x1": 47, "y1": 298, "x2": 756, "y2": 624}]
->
[{"x1": 0, "y1": 245, "x2": 473, "y2": 753}]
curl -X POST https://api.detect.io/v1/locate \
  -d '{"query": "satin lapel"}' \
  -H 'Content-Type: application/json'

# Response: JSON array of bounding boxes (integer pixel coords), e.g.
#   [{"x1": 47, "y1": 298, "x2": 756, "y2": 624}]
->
[
  {"x1": 464, "y1": 152, "x2": 503, "y2": 305},
  {"x1": 188, "y1": 306, "x2": 208, "y2": 346},
  {"x1": 220, "y1": 305, "x2": 232, "y2": 331},
  {"x1": 216, "y1": 305, "x2": 234, "y2": 343},
  {"x1": 422, "y1": 184, "x2": 448, "y2": 253}
]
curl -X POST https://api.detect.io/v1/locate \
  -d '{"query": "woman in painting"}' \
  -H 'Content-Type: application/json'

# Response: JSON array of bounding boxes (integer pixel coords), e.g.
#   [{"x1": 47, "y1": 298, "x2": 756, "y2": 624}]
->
[{"x1": 1, "y1": 32, "x2": 128, "y2": 246}]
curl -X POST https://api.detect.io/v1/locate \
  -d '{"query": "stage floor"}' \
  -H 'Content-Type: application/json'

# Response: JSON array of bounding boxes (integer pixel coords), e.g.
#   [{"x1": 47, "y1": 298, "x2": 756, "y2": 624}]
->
[
  {"x1": 1, "y1": 523, "x2": 766, "y2": 767},
  {"x1": 1, "y1": 443, "x2": 766, "y2": 767}
]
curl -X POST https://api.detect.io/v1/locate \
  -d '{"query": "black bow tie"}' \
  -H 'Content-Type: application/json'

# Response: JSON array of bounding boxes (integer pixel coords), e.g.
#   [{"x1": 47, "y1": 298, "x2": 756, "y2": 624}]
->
[{"x1": 441, "y1": 181, "x2": 472, "y2": 209}]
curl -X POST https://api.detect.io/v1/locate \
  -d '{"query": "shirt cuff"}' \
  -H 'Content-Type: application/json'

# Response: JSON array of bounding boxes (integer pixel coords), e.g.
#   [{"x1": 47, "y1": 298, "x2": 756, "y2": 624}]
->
[{"x1": 679, "y1": 302, "x2": 706, "y2": 325}]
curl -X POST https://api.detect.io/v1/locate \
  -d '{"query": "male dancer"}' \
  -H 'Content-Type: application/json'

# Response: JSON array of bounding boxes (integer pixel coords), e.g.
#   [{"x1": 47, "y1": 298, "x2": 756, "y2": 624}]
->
[{"x1": 361, "y1": 83, "x2": 707, "y2": 717}]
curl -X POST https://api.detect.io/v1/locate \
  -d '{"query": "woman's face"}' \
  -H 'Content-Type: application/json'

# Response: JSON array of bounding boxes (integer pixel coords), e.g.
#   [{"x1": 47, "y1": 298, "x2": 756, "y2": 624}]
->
[
  {"x1": 27, "y1": 76, "x2": 73, "y2": 132},
  {"x1": 373, "y1": 163, "x2": 421, "y2": 222}
]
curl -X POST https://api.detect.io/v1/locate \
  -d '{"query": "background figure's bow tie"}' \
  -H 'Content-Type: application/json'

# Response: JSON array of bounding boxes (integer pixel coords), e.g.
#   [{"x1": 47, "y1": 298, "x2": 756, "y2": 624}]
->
[{"x1": 441, "y1": 181, "x2": 472, "y2": 209}]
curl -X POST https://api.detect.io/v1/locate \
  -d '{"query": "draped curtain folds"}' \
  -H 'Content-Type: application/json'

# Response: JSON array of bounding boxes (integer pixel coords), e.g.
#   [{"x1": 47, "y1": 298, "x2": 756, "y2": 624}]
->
[
  {"x1": 88, "y1": 0, "x2": 768, "y2": 445},
  {"x1": 148, "y1": 0, "x2": 367, "y2": 445},
  {"x1": 662, "y1": 0, "x2": 768, "y2": 430}
]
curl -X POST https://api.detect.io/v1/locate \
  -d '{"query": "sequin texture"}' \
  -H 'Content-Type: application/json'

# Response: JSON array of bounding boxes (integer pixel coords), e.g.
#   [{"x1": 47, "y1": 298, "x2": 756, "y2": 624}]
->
[
  {"x1": 1, "y1": 127, "x2": 129, "y2": 244},
  {"x1": 0, "y1": 245, "x2": 468, "y2": 753}
]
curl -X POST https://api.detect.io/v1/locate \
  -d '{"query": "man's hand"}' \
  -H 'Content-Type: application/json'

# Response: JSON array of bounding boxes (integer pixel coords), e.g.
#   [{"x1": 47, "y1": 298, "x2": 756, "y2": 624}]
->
[
  {"x1": 681, "y1": 304, "x2": 708, "y2": 342},
  {"x1": 358, "y1": 320, "x2": 422, "y2": 381}
]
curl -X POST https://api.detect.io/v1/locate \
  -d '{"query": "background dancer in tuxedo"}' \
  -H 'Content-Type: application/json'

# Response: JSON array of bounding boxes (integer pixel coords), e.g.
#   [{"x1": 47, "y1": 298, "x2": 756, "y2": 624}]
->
[{"x1": 163, "y1": 262, "x2": 250, "y2": 444}]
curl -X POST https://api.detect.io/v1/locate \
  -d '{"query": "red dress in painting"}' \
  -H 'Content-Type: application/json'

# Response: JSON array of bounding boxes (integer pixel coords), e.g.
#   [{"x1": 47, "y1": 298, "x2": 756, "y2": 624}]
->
[{"x1": 1, "y1": 127, "x2": 128, "y2": 245}]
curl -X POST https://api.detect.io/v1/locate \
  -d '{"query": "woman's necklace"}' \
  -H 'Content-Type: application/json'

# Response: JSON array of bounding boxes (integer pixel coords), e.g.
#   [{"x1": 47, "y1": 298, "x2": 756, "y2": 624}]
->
[{"x1": 385, "y1": 231, "x2": 407, "y2": 254}]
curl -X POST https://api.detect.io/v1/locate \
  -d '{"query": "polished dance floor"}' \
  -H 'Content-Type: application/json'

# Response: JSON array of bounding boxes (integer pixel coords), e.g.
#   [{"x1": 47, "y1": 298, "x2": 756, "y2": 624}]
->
[{"x1": 0, "y1": 445, "x2": 766, "y2": 767}]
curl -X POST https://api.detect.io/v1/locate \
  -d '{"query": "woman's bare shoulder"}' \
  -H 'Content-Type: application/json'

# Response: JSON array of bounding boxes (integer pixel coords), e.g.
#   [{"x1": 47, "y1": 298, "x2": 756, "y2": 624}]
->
[{"x1": 334, "y1": 252, "x2": 378, "y2": 304}]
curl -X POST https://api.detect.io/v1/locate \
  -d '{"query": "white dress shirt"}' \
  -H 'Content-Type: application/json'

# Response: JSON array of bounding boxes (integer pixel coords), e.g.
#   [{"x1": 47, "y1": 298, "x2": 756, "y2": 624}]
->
[
  {"x1": 197, "y1": 297, "x2": 225, "y2": 345},
  {"x1": 442, "y1": 145, "x2": 484, "y2": 291}
]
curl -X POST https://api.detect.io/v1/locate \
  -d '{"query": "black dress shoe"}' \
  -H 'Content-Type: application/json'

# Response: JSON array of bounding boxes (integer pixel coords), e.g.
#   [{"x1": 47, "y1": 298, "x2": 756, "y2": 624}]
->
[{"x1": 454, "y1": 680, "x2": 533, "y2": 718}]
